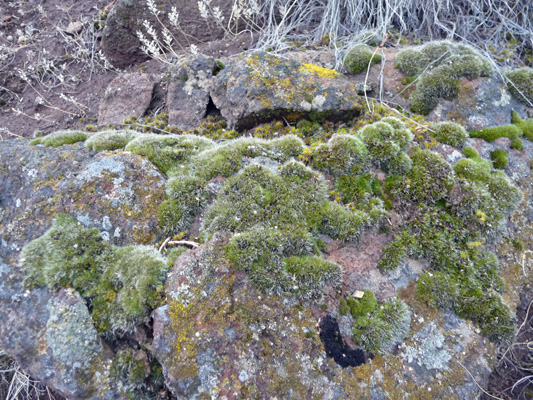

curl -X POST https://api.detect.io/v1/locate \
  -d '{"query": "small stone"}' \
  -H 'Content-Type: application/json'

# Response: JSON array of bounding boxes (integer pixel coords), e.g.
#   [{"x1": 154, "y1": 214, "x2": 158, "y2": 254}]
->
[
  {"x1": 6, "y1": 35, "x2": 13, "y2": 42},
  {"x1": 65, "y1": 21, "x2": 84, "y2": 35},
  {"x1": 352, "y1": 290, "x2": 365, "y2": 299}
]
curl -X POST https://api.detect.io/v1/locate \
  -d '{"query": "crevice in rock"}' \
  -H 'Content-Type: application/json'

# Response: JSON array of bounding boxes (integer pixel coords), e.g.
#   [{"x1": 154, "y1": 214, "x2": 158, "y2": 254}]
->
[
  {"x1": 205, "y1": 95, "x2": 222, "y2": 118},
  {"x1": 319, "y1": 314, "x2": 365, "y2": 368}
]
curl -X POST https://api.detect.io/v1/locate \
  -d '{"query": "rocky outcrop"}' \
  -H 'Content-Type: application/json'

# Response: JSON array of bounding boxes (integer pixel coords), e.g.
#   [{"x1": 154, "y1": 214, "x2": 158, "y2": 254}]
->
[{"x1": 0, "y1": 140, "x2": 166, "y2": 399}]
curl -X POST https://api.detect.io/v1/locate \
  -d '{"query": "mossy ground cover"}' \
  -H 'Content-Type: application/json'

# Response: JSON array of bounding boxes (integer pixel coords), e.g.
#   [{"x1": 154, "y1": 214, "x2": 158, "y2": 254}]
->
[
  {"x1": 395, "y1": 41, "x2": 492, "y2": 115},
  {"x1": 469, "y1": 110, "x2": 533, "y2": 142}
]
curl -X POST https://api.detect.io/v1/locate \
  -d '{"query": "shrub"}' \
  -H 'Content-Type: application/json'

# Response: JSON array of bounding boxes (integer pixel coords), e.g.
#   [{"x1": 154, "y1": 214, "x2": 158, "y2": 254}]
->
[
  {"x1": 345, "y1": 44, "x2": 382, "y2": 74},
  {"x1": 429, "y1": 122, "x2": 468, "y2": 147},
  {"x1": 505, "y1": 68, "x2": 533, "y2": 105}
]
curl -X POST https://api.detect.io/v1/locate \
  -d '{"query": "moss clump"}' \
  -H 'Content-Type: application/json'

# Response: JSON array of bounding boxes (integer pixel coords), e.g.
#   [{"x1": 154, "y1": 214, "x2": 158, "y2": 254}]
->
[
  {"x1": 85, "y1": 129, "x2": 138, "y2": 152},
  {"x1": 417, "y1": 271, "x2": 458, "y2": 310},
  {"x1": 20, "y1": 214, "x2": 168, "y2": 337},
  {"x1": 469, "y1": 124, "x2": 522, "y2": 142},
  {"x1": 339, "y1": 299, "x2": 350, "y2": 316},
  {"x1": 157, "y1": 200, "x2": 186, "y2": 236},
  {"x1": 511, "y1": 138, "x2": 524, "y2": 150},
  {"x1": 511, "y1": 110, "x2": 533, "y2": 141},
  {"x1": 407, "y1": 148, "x2": 454, "y2": 204},
  {"x1": 346, "y1": 290, "x2": 377, "y2": 318},
  {"x1": 396, "y1": 41, "x2": 492, "y2": 115},
  {"x1": 125, "y1": 134, "x2": 215, "y2": 174},
  {"x1": 454, "y1": 147, "x2": 492, "y2": 182},
  {"x1": 313, "y1": 134, "x2": 369, "y2": 176},
  {"x1": 491, "y1": 149, "x2": 509, "y2": 169},
  {"x1": 32, "y1": 130, "x2": 89, "y2": 147},
  {"x1": 352, "y1": 297, "x2": 411, "y2": 355},
  {"x1": 345, "y1": 44, "x2": 382, "y2": 74},
  {"x1": 505, "y1": 68, "x2": 533, "y2": 105},
  {"x1": 358, "y1": 121, "x2": 413, "y2": 175},
  {"x1": 429, "y1": 122, "x2": 468, "y2": 147}
]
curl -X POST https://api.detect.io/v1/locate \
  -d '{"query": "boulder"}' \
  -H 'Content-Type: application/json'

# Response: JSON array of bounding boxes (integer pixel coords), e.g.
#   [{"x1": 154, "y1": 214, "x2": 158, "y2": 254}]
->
[
  {"x1": 98, "y1": 73, "x2": 155, "y2": 126},
  {"x1": 0, "y1": 140, "x2": 166, "y2": 398},
  {"x1": 101, "y1": 0, "x2": 233, "y2": 68},
  {"x1": 167, "y1": 55, "x2": 218, "y2": 129},
  {"x1": 211, "y1": 52, "x2": 364, "y2": 129}
]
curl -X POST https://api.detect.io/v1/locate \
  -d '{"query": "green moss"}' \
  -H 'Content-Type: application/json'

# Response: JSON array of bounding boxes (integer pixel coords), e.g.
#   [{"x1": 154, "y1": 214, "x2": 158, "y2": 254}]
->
[
  {"x1": 511, "y1": 110, "x2": 533, "y2": 141},
  {"x1": 339, "y1": 299, "x2": 350, "y2": 316},
  {"x1": 36, "y1": 130, "x2": 89, "y2": 147},
  {"x1": 352, "y1": 297, "x2": 411, "y2": 354},
  {"x1": 157, "y1": 200, "x2": 186, "y2": 236},
  {"x1": 429, "y1": 122, "x2": 468, "y2": 147},
  {"x1": 20, "y1": 214, "x2": 168, "y2": 338},
  {"x1": 454, "y1": 147, "x2": 492, "y2": 182},
  {"x1": 469, "y1": 124, "x2": 522, "y2": 142},
  {"x1": 395, "y1": 41, "x2": 491, "y2": 115},
  {"x1": 505, "y1": 68, "x2": 533, "y2": 105},
  {"x1": 358, "y1": 121, "x2": 413, "y2": 175},
  {"x1": 313, "y1": 134, "x2": 369, "y2": 176},
  {"x1": 511, "y1": 138, "x2": 524, "y2": 150},
  {"x1": 407, "y1": 148, "x2": 454, "y2": 204},
  {"x1": 416, "y1": 272, "x2": 458, "y2": 309},
  {"x1": 347, "y1": 290, "x2": 377, "y2": 318},
  {"x1": 491, "y1": 149, "x2": 508, "y2": 169},
  {"x1": 487, "y1": 171, "x2": 523, "y2": 214},
  {"x1": 125, "y1": 134, "x2": 215, "y2": 174},
  {"x1": 377, "y1": 230, "x2": 417, "y2": 272},
  {"x1": 345, "y1": 44, "x2": 382, "y2": 74},
  {"x1": 85, "y1": 130, "x2": 138, "y2": 152}
]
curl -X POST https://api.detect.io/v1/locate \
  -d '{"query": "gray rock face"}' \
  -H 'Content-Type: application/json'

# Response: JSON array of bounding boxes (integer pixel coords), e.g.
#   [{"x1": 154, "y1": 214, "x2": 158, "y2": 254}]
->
[
  {"x1": 101, "y1": 0, "x2": 233, "y2": 68},
  {"x1": 98, "y1": 73, "x2": 155, "y2": 125},
  {"x1": 210, "y1": 52, "x2": 363, "y2": 129},
  {"x1": 167, "y1": 55, "x2": 218, "y2": 129},
  {"x1": 0, "y1": 140, "x2": 167, "y2": 399}
]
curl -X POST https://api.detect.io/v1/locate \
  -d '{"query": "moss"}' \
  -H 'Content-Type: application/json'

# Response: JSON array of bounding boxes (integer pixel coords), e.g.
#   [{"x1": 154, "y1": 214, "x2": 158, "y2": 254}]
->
[
  {"x1": 352, "y1": 297, "x2": 411, "y2": 354},
  {"x1": 469, "y1": 124, "x2": 522, "y2": 142},
  {"x1": 344, "y1": 44, "x2": 382, "y2": 74},
  {"x1": 339, "y1": 299, "x2": 350, "y2": 316},
  {"x1": 20, "y1": 214, "x2": 168, "y2": 338},
  {"x1": 491, "y1": 149, "x2": 508, "y2": 169},
  {"x1": 313, "y1": 134, "x2": 369, "y2": 176},
  {"x1": 35, "y1": 130, "x2": 89, "y2": 147},
  {"x1": 358, "y1": 121, "x2": 413, "y2": 175},
  {"x1": 125, "y1": 134, "x2": 215, "y2": 174},
  {"x1": 454, "y1": 147, "x2": 492, "y2": 182},
  {"x1": 377, "y1": 230, "x2": 417, "y2": 272},
  {"x1": 346, "y1": 290, "x2": 377, "y2": 318},
  {"x1": 395, "y1": 41, "x2": 491, "y2": 115},
  {"x1": 157, "y1": 200, "x2": 186, "y2": 236},
  {"x1": 511, "y1": 138, "x2": 523, "y2": 150},
  {"x1": 429, "y1": 122, "x2": 468, "y2": 147},
  {"x1": 416, "y1": 272, "x2": 458, "y2": 309},
  {"x1": 85, "y1": 130, "x2": 138, "y2": 152},
  {"x1": 487, "y1": 171, "x2": 523, "y2": 214},
  {"x1": 407, "y1": 148, "x2": 454, "y2": 204},
  {"x1": 505, "y1": 68, "x2": 533, "y2": 105},
  {"x1": 511, "y1": 110, "x2": 533, "y2": 141}
]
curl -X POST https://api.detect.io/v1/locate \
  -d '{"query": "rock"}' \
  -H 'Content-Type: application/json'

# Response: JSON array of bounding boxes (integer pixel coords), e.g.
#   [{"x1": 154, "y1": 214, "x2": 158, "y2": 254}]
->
[
  {"x1": 153, "y1": 233, "x2": 346, "y2": 398},
  {"x1": 167, "y1": 55, "x2": 217, "y2": 129},
  {"x1": 65, "y1": 21, "x2": 83, "y2": 35},
  {"x1": 101, "y1": 0, "x2": 233, "y2": 68},
  {"x1": 98, "y1": 73, "x2": 155, "y2": 126},
  {"x1": 0, "y1": 140, "x2": 166, "y2": 398},
  {"x1": 210, "y1": 52, "x2": 363, "y2": 129}
]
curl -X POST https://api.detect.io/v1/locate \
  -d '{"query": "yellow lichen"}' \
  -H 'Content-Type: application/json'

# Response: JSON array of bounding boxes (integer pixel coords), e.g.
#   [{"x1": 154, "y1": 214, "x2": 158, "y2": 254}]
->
[{"x1": 298, "y1": 63, "x2": 339, "y2": 78}]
